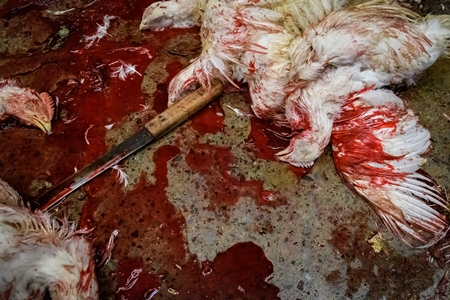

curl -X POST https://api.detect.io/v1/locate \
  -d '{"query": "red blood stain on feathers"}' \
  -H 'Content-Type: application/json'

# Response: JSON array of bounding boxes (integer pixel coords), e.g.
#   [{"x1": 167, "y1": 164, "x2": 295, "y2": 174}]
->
[
  {"x1": 247, "y1": 117, "x2": 309, "y2": 178},
  {"x1": 332, "y1": 100, "x2": 402, "y2": 186}
]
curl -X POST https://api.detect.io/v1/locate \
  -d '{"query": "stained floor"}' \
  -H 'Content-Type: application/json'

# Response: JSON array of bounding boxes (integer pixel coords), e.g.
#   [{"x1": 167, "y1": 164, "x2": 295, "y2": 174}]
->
[{"x1": 0, "y1": 0, "x2": 450, "y2": 299}]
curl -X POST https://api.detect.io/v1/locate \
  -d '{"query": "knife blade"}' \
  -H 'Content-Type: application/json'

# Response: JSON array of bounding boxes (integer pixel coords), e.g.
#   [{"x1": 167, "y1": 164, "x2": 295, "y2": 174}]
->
[{"x1": 33, "y1": 81, "x2": 223, "y2": 211}]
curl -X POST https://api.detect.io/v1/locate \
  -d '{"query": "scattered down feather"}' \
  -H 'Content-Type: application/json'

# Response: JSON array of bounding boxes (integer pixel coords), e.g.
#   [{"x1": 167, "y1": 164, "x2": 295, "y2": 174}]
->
[
  {"x1": 0, "y1": 79, "x2": 54, "y2": 134},
  {"x1": 331, "y1": 89, "x2": 449, "y2": 248},
  {"x1": 0, "y1": 178, "x2": 98, "y2": 300}
]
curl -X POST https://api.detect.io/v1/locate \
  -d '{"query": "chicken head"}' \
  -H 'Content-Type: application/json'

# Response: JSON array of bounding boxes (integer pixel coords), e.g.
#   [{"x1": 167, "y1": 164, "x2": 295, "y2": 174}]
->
[
  {"x1": 275, "y1": 130, "x2": 323, "y2": 168},
  {"x1": 140, "y1": 0, "x2": 202, "y2": 30},
  {"x1": 0, "y1": 79, "x2": 54, "y2": 134}
]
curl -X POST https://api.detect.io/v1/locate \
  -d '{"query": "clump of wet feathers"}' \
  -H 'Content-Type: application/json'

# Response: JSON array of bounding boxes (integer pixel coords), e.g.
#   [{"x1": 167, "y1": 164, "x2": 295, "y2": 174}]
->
[
  {"x1": 331, "y1": 87, "x2": 449, "y2": 248},
  {"x1": 0, "y1": 178, "x2": 98, "y2": 300}
]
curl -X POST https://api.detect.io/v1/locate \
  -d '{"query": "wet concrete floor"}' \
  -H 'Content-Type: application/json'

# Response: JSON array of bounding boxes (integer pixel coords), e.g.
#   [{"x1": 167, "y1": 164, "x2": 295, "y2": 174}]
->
[{"x1": 0, "y1": 0, "x2": 449, "y2": 299}]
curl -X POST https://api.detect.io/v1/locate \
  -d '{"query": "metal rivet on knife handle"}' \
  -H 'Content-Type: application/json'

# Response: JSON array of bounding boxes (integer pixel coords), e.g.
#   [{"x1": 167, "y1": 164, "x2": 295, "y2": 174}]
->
[{"x1": 145, "y1": 81, "x2": 223, "y2": 138}]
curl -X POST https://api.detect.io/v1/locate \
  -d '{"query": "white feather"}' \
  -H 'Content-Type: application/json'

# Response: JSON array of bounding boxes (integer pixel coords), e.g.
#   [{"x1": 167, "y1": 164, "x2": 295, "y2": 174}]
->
[
  {"x1": 0, "y1": 178, "x2": 98, "y2": 299},
  {"x1": 332, "y1": 93, "x2": 449, "y2": 248}
]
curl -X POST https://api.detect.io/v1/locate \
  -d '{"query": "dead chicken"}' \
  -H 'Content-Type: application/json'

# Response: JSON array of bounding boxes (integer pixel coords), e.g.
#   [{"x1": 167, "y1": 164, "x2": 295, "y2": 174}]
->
[
  {"x1": 277, "y1": 1, "x2": 450, "y2": 168},
  {"x1": 140, "y1": 0, "x2": 450, "y2": 248},
  {"x1": 0, "y1": 178, "x2": 98, "y2": 300},
  {"x1": 140, "y1": 0, "x2": 349, "y2": 108},
  {"x1": 0, "y1": 79, "x2": 54, "y2": 134}
]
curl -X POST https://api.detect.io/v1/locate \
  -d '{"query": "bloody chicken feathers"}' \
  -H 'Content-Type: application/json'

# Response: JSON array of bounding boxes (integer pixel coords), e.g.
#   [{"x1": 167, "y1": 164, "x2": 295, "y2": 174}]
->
[
  {"x1": 332, "y1": 89, "x2": 448, "y2": 247},
  {"x1": 140, "y1": 0, "x2": 450, "y2": 248},
  {"x1": 0, "y1": 178, "x2": 98, "y2": 300},
  {"x1": 279, "y1": 2, "x2": 450, "y2": 168}
]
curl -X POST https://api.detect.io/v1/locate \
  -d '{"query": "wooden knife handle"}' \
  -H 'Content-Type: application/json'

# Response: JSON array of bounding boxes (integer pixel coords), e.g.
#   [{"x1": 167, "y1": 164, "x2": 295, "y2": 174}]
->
[{"x1": 145, "y1": 81, "x2": 223, "y2": 138}]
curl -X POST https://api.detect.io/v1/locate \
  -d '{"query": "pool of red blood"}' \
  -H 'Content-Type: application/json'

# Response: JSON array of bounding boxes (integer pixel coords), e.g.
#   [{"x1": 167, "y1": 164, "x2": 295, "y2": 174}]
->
[
  {"x1": 0, "y1": 0, "x2": 161, "y2": 198},
  {"x1": 0, "y1": 0, "x2": 302, "y2": 298},
  {"x1": 190, "y1": 99, "x2": 225, "y2": 135},
  {"x1": 81, "y1": 146, "x2": 280, "y2": 299},
  {"x1": 247, "y1": 117, "x2": 310, "y2": 178},
  {"x1": 185, "y1": 143, "x2": 287, "y2": 214},
  {"x1": 152, "y1": 61, "x2": 187, "y2": 114}
]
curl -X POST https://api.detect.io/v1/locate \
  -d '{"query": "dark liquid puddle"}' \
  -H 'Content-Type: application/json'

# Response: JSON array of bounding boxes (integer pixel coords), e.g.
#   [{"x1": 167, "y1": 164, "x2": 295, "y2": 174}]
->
[
  {"x1": 247, "y1": 117, "x2": 310, "y2": 178},
  {"x1": 185, "y1": 143, "x2": 287, "y2": 215},
  {"x1": 82, "y1": 145, "x2": 280, "y2": 299}
]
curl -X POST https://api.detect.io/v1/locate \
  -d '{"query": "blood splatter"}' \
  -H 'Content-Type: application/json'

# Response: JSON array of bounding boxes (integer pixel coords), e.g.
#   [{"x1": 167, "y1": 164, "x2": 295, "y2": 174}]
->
[
  {"x1": 247, "y1": 117, "x2": 291, "y2": 161},
  {"x1": 328, "y1": 212, "x2": 436, "y2": 299},
  {"x1": 247, "y1": 117, "x2": 309, "y2": 178},
  {"x1": 185, "y1": 143, "x2": 286, "y2": 213},
  {"x1": 152, "y1": 61, "x2": 187, "y2": 114},
  {"x1": 78, "y1": 145, "x2": 279, "y2": 299},
  {"x1": 190, "y1": 99, "x2": 225, "y2": 135}
]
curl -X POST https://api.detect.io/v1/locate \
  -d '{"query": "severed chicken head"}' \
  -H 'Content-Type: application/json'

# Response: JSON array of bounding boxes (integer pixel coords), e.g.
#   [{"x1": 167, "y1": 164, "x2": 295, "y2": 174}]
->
[
  {"x1": 140, "y1": 0, "x2": 205, "y2": 30},
  {"x1": 276, "y1": 130, "x2": 324, "y2": 168},
  {"x1": 0, "y1": 79, "x2": 54, "y2": 134}
]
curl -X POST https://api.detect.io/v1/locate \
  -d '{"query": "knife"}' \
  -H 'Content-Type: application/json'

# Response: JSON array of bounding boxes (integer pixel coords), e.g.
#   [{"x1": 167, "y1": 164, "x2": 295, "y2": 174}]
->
[{"x1": 33, "y1": 81, "x2": 223, "y2": 211}]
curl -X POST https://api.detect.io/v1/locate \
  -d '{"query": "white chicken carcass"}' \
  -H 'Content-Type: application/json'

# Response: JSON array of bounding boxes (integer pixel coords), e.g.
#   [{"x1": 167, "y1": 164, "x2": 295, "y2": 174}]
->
[
  {"x1": 277, "y1": 2, "x2": 450, "y2": 168},
  {"x1": 0, "y1": 178, "x2": 98, "y2": 300},
  {"x1": 0, "y1": 79, "x2": 54, "y2": 134},
  {"x1": 331, "y1": 88, "x2": 449, "y2": 247},
  {"x1": 141, "y1": 0, "x2": 262, "y2": 103},
  {"x1": 165, "y1": 1, "x2": 288, "y2": 106},
  {"x1": 139, "y1": 0, "x2": 349, "y2": 32},
  {"x1": 140, "y1": 0, "x2": 350, "y2": 108}
]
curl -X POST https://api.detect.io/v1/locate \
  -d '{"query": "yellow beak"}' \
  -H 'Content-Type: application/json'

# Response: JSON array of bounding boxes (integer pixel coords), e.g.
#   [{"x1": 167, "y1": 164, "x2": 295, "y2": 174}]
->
[{"x1": 32, "y1": 118, "x2": 52, "y2": 134}]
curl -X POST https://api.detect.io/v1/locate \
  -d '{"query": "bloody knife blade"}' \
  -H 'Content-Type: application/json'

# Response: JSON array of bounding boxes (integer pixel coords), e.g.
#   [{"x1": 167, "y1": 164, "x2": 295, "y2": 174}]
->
[{"x1": 34, "y1": 81, "x2": 223, "y2": 211}]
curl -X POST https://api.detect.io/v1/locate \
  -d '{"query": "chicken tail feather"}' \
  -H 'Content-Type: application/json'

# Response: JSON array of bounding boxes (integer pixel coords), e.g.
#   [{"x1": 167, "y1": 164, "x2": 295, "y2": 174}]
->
[{"x1": 332, "y1": 93, "x2": 449, "y2": 248}]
